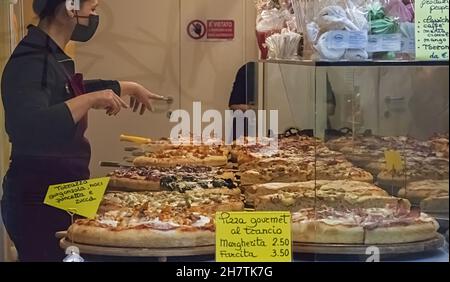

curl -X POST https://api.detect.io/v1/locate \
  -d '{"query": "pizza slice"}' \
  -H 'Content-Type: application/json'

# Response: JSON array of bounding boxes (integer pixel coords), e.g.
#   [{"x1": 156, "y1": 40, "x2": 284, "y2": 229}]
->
[
  {"x1": 68, "y1": 189, "x2": 244, "y2": 248},
  {"x1": 108, "y1": 166, "x2": 237, "y2": 192},
  {"x1": 292, "y1": 207, "x2": 439, "y2": 244}
]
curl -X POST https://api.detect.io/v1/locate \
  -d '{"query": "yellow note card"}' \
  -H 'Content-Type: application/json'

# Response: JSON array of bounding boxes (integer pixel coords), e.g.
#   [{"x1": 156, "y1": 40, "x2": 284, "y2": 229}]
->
[
  {"x1": 384, "y1": 150, "x2": 404, "y2": 172},
  {"x1": 415, "y1": 0, "x2": 449, "y2": 60},
  {"x1": 44, "y1": 177, "x2": 110, "y2": 219},
  {"x1": 215, "y1": 211, "x2": 292, "y2": 262}
]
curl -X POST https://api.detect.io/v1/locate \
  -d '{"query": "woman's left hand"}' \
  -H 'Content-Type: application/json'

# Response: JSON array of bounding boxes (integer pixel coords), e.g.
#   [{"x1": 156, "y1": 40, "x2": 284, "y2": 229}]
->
[{"x1": 119, "y1": 81, "x2": 166, "y2": 115}]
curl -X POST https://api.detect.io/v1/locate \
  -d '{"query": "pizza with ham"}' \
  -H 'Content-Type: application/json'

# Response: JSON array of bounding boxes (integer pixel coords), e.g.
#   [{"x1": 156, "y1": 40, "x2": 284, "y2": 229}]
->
[
  {"x1": 292, "y1": 207, "x2": 439, "y2": 244},
  {"x1": 67, "y1": 189, "x2": 244, "y2": 248}
]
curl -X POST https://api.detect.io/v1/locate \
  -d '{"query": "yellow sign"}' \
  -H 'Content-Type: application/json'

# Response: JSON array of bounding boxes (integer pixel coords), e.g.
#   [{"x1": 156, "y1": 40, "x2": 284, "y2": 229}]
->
[
  {"x1": 44, "y1": 177, "x2": 110, "y2": 219},
  {"x1": 384, "y1": 150, "x2": 404, "y2": 172},
  {"x1": 215, "y1": 211, "x2": 292, "y2": 262},
  {"x1": 415, "y1": 0, "x2": 449, "y2": 60}
]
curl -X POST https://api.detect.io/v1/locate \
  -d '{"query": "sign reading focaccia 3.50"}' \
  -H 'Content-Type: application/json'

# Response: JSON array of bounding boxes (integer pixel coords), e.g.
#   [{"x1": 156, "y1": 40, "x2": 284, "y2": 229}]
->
[
  {"x1": 215, "y1": 211, "x2": 292, "y2": 262},
  {"x1": 44, "y1": 177, "x2": 110, "y2": 219},
  {"x1": 415, "y1": 0, "x2": 449, "y2": 60}
]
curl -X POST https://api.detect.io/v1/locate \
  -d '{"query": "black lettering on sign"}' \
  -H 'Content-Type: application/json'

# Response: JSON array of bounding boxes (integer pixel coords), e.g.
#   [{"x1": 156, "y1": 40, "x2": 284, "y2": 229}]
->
[
  {"x1": 75, "y1": 196, "x2": 97, "y2": 205},
  {"x1": 218, "y1": 212, "x2": 247, "y2": 225},
  {"x1": 417, "y1": 0, "x2": 449, "y2": 59}
]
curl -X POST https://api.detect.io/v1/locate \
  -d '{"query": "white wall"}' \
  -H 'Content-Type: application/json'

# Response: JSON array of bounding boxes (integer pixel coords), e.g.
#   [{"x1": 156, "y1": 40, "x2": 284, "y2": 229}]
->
[{"x1": 75, "y1": 0, "x2": 257, "y2": 177}]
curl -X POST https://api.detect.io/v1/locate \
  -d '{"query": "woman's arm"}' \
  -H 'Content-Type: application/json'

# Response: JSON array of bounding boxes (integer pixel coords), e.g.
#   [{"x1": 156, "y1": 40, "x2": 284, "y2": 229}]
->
[
  {"x1": 119, "y1": 81, "x2": 166, "y2": 114},
  {"x1": 84, "y1": 80, "x2": 121, "y2": 96},
  {"x1": 83, "y1": 80, "x2": 165, "y2": 115},
  {"x1": 65, "y1": 90, "x2": 129, "y2": 123}
]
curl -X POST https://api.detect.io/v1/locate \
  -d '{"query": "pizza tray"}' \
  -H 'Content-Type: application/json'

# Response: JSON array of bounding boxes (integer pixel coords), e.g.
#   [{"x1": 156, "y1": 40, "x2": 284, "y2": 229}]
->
[
  {"x1": 60, "y1": 238, "x2": 215, "y2": 260},
  {"x1": 292, "y1": 233, "x2": 445, "y2": 256}
]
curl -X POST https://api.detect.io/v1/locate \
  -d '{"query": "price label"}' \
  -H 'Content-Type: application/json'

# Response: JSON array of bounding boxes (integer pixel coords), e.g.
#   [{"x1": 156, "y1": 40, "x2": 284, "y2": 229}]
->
[
  {"x1": 367, "y1": 34, "x2": 402, "y2": 52},
  {"x1": 215, "y1": 211, "x2": 292, "y2": 262},
  {"x1": 327, "y1": 30, "x2": 368, "y2": 49},
  {"x1": 415, "y1": 0, "x2": 449, "y2": 60},
  {"x1": 384, "y1": 150, "x2": 404, "y2": 172},
  {"x1": 44, "y1": 177, "x2": 110, "y2": 219}
]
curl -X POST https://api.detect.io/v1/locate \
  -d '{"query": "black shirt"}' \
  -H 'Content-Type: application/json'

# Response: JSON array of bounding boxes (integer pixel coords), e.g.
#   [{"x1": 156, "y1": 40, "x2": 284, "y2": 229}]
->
[
  {"x1": 1, "y1": 25, "x2": 120, "y2": 163},
  {"x1": 228, "y1": 62, "x2": 256, "y2": 107}
]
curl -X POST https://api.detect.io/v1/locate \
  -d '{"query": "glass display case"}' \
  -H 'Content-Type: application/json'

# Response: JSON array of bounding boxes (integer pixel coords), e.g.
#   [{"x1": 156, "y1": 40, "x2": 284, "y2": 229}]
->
[{"x1": 259, "y1": 59, "x2": 449, "y2": 261}]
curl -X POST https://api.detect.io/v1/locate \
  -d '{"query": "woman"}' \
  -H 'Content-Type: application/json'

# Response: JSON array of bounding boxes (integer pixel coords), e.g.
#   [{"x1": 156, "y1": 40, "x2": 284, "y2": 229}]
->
[
  {"x1": 1, "y1": 0, "x2": 164, "y2": 261},
  {"x1": 227, "y1": 62, "x2": 257, "y2": 143}
]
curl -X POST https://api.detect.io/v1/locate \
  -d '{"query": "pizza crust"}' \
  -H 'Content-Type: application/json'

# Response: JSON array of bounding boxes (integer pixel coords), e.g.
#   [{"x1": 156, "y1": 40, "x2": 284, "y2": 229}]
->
[
  {"x1": 67, "y1": 224, "x2": 215, "y2": 248},
  {"x1": 420, "y1": 196, "x2": 449, "y2": 214},
  {"x1": 108, "y1": 177, "x2": 162, "y2": 192},
  {"x1": 364, "y1": 220, "x2": 439, "y2": 244},
  {"x1": 398, "y1": 180, "x2": 449, "y2": 205},
  {"x1": 292, "y1": 221, "x2": 364, "y2": 244}
]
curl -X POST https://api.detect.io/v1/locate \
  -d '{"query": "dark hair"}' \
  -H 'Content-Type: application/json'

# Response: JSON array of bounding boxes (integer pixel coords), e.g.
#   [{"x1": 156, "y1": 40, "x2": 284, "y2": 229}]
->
[{"x1": 33, "y1": 0, "x2": 85, "y2": 20}]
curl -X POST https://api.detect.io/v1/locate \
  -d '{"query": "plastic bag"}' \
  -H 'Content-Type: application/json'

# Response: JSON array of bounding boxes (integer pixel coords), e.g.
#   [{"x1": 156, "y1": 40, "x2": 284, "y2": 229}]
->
[
  {"x1": 257, "y1": 9, "x2": 286, "y2": 32},
  {"x1": 256, "y1": 8, "x2": 286, "y2": 59},
  {"x1": 383, "y1": 0, "x2": 413, "y2": 22},
  {"x1": 367, "y1": 0, "x2": 409, "y2": 60},
  {"x1": 297, "y1": 0, "x2": 370, "y2": 61}
]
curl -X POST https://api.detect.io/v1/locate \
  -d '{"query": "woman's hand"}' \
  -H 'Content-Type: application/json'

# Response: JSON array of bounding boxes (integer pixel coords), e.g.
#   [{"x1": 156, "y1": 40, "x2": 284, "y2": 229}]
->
[
  {"x1": 89, "y1": 90, "x2": 129, "y2": 116},
  {"x1": 119, "y1": 81, "x2": 166, "y2": 115},
  {"x1": 65, "y1": 90, "x2": 129, "y2": 123}
]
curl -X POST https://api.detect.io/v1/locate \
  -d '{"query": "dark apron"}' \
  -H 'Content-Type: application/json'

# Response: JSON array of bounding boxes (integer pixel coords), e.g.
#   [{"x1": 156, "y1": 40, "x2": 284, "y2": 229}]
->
[{"x1": 1, "y1": 73, "x2": 90, "y2": 262}]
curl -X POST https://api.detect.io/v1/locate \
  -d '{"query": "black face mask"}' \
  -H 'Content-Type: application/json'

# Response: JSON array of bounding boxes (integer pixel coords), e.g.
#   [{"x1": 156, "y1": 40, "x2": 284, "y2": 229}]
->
[{"x1": 71, "y1": 13, "x2": 99, "y2": 42}]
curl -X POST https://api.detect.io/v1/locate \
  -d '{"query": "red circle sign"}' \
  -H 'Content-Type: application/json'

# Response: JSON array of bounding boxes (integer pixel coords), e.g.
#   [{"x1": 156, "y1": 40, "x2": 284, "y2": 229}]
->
[{"x1": 187, "y1": 20, "x2": 206, "y2": 40}]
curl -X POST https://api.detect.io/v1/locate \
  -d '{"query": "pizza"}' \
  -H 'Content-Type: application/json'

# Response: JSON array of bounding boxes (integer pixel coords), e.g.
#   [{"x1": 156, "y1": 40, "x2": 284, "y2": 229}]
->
[
  {"x1": 238, "y1": 157, "x2": 373, "y2": 186},
  {"x1": 133, "y1": 146, "x2": 229, "y2": 167},
  {"x1": 249, "y1": 181, "x2": 411, "y2": 212},
  {"x1": 398, "y1": 180, "x2": 449, "y2": 204},
  {"x1": 376, "y1": 157, "x2": 449, "y2": 188},
  {"x1": 429, "y1": 134, "x2": 449, "y2": 159},
  {"x1": 327, "y1": 135, "x2": 449, "y2": 178},
  {"x1": 398, "y1": 180, "x2": 449, "y2": 213},
  {"x1": 67, "y1": 189, "x2": 244, "y2": 248},
  {"x1": 232, "y1": 136, "x2": 374, "y2": 186},
  {"x1": 233, "y1": 136, "x2": 342, "y2": 165},
  {"x1": 108, "y1": 166, "x2": 237, "y2": 192},
  {"x1": 421, "y1": 196, "x2": 449, "y2": 214},
  {"x1": 292, "y1": 207, "x2": 439, "y2": 244}
]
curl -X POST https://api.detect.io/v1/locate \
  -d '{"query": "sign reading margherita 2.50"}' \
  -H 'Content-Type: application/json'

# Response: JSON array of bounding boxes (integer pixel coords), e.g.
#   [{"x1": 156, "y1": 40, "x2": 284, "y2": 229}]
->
[{"x1": 215, "y1": 211, "x2": 292, "y2": 262}]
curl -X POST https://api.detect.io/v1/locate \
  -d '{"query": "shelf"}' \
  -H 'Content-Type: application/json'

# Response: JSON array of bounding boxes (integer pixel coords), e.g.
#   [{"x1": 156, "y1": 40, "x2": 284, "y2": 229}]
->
[{"x1": 260, "y1": 59, "x2": 450, "y2": 67}]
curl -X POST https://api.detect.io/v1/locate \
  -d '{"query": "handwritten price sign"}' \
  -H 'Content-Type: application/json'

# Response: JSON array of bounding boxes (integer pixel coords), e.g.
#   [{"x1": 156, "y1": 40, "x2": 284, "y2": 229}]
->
[
  {"x1": 415, "y1": 0, "x2": 449, "y2": 60},
  {"x1": 384, "y1": 150, "x2": 405, "y2": 172},
  {"x1": 44, "y1": 177, "x2": 110, "y2": 218},
  {"x1": 215, "y1": 211, "x2": 292, "y2": 262}
]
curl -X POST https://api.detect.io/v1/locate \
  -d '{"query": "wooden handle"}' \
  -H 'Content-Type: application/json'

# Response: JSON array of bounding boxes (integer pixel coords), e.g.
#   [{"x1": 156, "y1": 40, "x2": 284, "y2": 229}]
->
[{"x1": 120, "y1": 134, "x2": 152, "y2": 144}]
